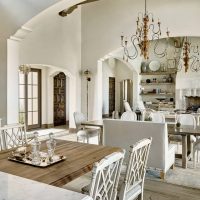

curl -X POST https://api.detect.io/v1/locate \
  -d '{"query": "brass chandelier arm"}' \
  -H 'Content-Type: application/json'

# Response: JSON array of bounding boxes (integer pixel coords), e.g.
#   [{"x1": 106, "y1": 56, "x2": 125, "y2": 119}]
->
[
  {"x1": 120, "y1": 0, "x2": 169, "y2": 61},
  {"x1": 123, "y1": 36, "x2": 139, "y2": 60}
]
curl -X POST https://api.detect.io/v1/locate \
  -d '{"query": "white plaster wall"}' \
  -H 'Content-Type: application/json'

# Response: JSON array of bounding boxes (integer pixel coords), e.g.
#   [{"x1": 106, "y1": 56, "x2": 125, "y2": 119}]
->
[
  {"x1": 19, "y1": 8, "x2": 81, "y2": 128},
  {"x1": 81, "y1": 0, "x2": 200, "y2": 119},
  {"x1": 102, "y1": 58, "x2": 116, "y2": 115},
  {"x1": 7, "y1": 39, "x2": 20, "y2": 125},
  {"x1": 0, "y1": 0, "x2": 60, "y2": 122},
  {"x1": 115, "y1": 60, "x2": 133, "y2": 112}
]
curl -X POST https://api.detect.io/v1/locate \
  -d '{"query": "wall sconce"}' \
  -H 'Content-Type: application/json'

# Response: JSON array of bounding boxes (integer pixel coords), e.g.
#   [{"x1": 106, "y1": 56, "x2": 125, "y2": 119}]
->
[{"x1": 19, "y1": 65, "x2": 31, "y2": 74}]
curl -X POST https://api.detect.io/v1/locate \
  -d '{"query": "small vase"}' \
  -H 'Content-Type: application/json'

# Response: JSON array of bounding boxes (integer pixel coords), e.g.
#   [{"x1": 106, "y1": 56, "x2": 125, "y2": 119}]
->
[{"x1": 141, "y1": 62, "x2": 147, "y2": 73}]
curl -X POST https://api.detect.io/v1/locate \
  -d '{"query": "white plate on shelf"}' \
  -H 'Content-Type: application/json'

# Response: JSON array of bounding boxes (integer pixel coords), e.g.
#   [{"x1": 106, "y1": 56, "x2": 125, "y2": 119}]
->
[{"x1": 149, "y1": 60, "x2": 160, "y2": 72}]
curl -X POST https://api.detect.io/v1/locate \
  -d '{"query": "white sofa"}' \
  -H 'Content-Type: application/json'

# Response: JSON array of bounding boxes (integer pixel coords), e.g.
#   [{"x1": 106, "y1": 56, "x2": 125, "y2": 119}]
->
[{"x1": 103, "y1": 119, "x2": 176, "y2": 178}]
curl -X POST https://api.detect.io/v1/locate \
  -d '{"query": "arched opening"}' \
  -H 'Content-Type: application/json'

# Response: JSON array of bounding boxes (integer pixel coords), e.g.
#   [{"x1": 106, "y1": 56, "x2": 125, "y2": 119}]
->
[{"x1": 96, "y1": 53, "x2": 139, "y2": 119}]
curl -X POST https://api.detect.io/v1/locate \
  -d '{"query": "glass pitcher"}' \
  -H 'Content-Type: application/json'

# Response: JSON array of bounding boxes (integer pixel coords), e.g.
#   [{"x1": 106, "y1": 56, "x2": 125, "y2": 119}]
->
[
  {"x1": 31, "y1": 132, "x2": 41, "y2": 165},
  {"x1": 46, "y1": 133, "x2": 56, "y2": 162}
]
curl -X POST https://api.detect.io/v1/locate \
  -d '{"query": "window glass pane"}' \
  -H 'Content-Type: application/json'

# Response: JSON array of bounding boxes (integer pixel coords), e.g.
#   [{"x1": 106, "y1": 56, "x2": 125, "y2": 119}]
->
[
  {"x1": 19, "y1": 112, "x2": 25, "y2": 123},
  {"x1": 19, "y1": 99, "x2": 25, "y2": 112},
  {"x1": 28, "y1": 72, "x2": 32, "y2": 84},
  {"x1": 33, "y1": 86, "x2": 38, "y2": 98},
  {"x1": 28, "y1": 112, "x2": 32, "y2": 125},
  {"x1": 32, "y1": 72, "x2": 38, "y2": 85},
  {"x1": 33, "y1": 112, "x2": 38, "y2": 125},
  {"x1": 33, "y1": 99, "x2": 38, "y2": 111},
  {"x1": 28, "y1": 85, "x2": 32, "y2": 98},
  {"x1": 19, "y1": 74, "x2": 25, "y2": 84},
  {"x1": 28, "y1": 99, "x2": 32, "y2": 111},
  {"x1": 19, "y1": 85, "x2": 25, "y2": 98}
]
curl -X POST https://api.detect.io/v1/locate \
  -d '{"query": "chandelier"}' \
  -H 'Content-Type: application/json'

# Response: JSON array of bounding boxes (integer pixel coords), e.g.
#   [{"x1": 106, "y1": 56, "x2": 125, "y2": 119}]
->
[
  {"x1": 176, "y1": 37, "x2": 200, "y2": 72},
  {"x1": 120, "y1": 0, "x2": 169, "y2": 61},
  {"x1": 19, "y1": 65, "x2": 31, "y2": 74}
]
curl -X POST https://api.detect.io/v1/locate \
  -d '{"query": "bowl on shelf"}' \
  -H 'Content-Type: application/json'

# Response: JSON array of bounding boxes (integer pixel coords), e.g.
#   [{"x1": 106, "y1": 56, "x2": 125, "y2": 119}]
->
[{"x1": 155, "y1": 97, "x2": 166, "y2": 101}]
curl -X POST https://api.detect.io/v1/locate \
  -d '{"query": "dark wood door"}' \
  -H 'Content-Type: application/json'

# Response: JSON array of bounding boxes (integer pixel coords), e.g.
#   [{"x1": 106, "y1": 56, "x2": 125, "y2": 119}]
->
[
  {"x1": 54, "y1": 72, "x2": 66, "y2": 126},
  {"x1": 109, "y1": 77, "x2": 115, "y2": 116}
]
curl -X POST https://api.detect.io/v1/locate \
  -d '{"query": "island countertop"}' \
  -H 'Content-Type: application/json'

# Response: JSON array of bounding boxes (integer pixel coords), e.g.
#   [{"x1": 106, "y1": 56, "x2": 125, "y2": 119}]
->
[{"x1": 0, "y1": 171, "x2": 92, "y2": 200}]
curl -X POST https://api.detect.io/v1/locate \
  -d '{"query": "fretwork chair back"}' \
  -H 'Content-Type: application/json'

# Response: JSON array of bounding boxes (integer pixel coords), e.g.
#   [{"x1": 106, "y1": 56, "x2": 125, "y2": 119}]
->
[
  {"x1": 89, "y1": 151, "x2": 125, "y2": 200},
  {"x1": 151, "y1": 112, "x2": 165, "y2": 123},
  {"x1": 73, "y1": 112, "x2": 100, "y2": 144},
  {"x1": 121, "y1": 111, "x2": 137, "y2": 121},
  {"x1": 0, "y1": 123, "x2": 27, "y2": 150},
  {"x1": 118, "y1": 138, "x2": 152, "y2": 200}
]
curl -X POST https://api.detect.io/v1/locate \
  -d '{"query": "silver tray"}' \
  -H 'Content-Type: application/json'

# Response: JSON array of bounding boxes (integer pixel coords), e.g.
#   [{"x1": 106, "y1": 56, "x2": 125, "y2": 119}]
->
[{"x1": 8, "y1": 152, "x2": 66, "y2": 168}]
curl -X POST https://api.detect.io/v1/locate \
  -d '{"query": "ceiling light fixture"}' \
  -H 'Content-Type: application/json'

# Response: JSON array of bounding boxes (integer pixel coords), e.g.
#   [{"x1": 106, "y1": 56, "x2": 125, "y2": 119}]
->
[{"x1": 120, "y1": 0, "x2": 169, "y2": 61}]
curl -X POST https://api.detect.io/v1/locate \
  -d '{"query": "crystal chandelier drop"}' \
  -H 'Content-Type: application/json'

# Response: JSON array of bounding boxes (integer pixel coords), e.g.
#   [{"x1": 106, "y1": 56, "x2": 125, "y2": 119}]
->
[
  {"x1": 176, "y1": 37, "x2": 200, "y2": 72},
  {"x1": 19, "y1": 65, "x2": 31, "y2": 74},
  {"x1": 121, "y1": 0, "x2": 169, "y2": 61}
]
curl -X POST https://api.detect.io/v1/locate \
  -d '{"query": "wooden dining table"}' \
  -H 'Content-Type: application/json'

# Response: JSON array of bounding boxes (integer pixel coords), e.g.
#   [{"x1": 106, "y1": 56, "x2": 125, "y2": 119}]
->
[
  {"x1": 0, "y1": 140, "x2": 121, "y2": 187},
  {"x1": 168, "y1": 124, "x2": 200, "y2": 168}
]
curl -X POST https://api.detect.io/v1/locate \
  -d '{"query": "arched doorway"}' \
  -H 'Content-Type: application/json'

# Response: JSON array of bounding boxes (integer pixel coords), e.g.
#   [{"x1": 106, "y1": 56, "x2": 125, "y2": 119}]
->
[{"x1": 54, "y1": 72, "x2": 66, "y2": 126}]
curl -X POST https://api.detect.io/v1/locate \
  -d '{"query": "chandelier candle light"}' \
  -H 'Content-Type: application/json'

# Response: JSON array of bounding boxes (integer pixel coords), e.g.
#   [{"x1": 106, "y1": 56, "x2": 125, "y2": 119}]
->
[{"x1": 121, "y1": 0, "x2": 169, "y2": 61}]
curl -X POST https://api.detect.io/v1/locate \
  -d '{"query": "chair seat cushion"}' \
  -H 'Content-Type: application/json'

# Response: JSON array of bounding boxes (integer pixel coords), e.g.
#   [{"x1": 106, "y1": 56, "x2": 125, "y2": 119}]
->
[
  {"x1": 117, "y1": 179, "x2": 142, "y2": 200},
  {"x1": 84, "y1": 127, "x2": 100, "y2": 135}
]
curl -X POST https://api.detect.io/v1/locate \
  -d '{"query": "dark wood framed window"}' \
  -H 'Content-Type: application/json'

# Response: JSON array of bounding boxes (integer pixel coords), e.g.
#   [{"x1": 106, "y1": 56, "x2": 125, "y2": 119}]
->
[{"x1": 19, "y1": 69, "x2": 41, "y2": 130}]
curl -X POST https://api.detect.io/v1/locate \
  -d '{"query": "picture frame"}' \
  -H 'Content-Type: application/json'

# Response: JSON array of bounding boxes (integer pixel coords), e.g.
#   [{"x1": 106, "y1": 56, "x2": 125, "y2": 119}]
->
[{"x1": 167, "y1": 59, "x2": 176, "y2": 69}]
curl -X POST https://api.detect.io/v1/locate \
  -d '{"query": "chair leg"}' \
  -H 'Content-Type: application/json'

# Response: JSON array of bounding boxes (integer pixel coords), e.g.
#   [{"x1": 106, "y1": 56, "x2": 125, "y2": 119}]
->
[
  {"x1": 87, "y1": 135, "x2": 89, "y2": 144},
  {"x1": 193, "y1": 150, "x2": 196, "y2": 168},
  {"x1": 160, "y1": 171, "x2": 165, "y2": 179},
  {"x1": 170, "y1": 164, "x2": 175, "y2": 169},
  {"x1": 197, "y1": 150, "x2": 199, "y2": 163}
]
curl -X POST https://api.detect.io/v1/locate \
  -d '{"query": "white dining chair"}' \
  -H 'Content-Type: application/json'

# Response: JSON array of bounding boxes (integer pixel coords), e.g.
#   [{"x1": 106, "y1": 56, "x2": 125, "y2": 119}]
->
[
  {"x1": 118, "y1": 138, "x2": 152, "y2": 200},
  {"x1": 121, "y1": 111, "x2": 137, "y2": 121},
  {"x1": 0, "y1": 123, "x2": 27, "y2": 150},
  {"x1": 193, "y1": 139, "x2": 200, "y2": 168},
  {"x1": 123, "y1": 101, "x2": 132, "y2": 112},
  {"x1": 74, "y1": 112, "x2": 100, "y2": 144},
  {"x1": 169, "y1": 114, "x2": 197, "y2": 154},
  {"x1": 151, "y1": 112, "x2": 165, "y2": 123},
  {"x1": 82, "y1": 151, "x2": 125, "y2": 200},
  {"x1": 141, "y1": 109, "x2": 154, "y2": 121}
]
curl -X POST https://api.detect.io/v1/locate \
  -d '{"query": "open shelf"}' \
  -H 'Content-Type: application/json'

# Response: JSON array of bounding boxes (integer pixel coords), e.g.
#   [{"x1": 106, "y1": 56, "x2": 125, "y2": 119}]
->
[
  {"x1": 140, "y1": 82, "x2": 175, "y2": 86},
  {"x1": 140, "y1": 71, "x2": 176, "y2": 75},
  {"x1": 140, "y1": 93, "x2": 175, "y2": 96}
]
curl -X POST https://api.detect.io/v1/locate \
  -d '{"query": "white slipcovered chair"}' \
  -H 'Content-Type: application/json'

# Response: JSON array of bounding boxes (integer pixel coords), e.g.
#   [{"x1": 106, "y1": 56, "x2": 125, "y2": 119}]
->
[
  {"x1": 123, "y1": 101, "x2": 132, "y2": 112},
  {"x1": 118, "y1": 138, "x2": 152, "y2": 200},
  {"x1": 73, "y1": 112, "x2": 100, "y2": 144},
  {"x1": 121, "y1": 111, "x2": 137, "y2": 121},
  {"x1": 151, "y1": 112, "x2": 165, "y2": 123},
  {"x1": 0, "y1": 123, "x2": 27, "y2": 150},
  {"x1": 103, "y1": 119, "x2": 176, "y2": 179},
  {"x1": 82, "y1": 151, "x2": 125, "y2": 200}
]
